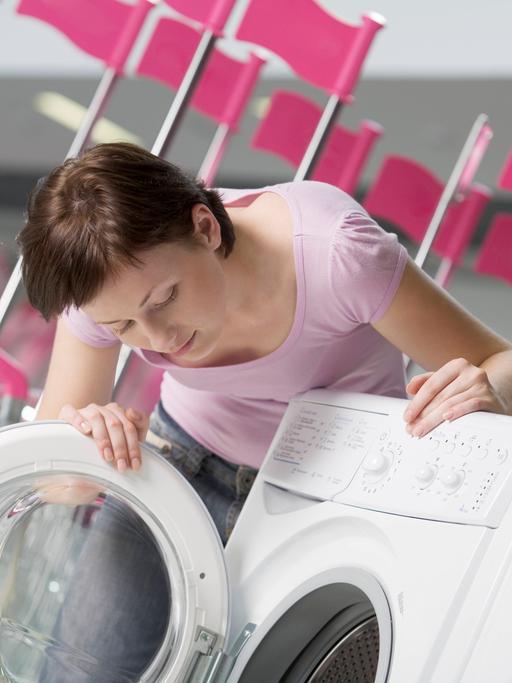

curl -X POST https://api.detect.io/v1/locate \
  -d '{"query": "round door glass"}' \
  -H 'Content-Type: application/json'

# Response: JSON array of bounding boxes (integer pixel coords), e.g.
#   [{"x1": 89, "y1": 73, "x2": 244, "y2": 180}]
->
[{"x1": 0, "y1": 472, "x2": 186, "y2": 682}]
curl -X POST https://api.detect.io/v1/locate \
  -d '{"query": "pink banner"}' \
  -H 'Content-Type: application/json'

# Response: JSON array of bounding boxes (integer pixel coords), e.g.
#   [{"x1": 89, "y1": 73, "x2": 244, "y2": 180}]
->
[
  {"x1": 435, "y1": 185, "x2": 491, "y2": 263},
  {"x1": 363, "y1": 156, "x2": 444, "y2": 244},
  {"x1": 364, "y1": 156, "x2": 492, "y2": 263},
  {"x1": 0, "y1": 348, "x2": 28, "y2": 401},
  {"x1": 252, "y1": 91, "x2": 382, "y2": 192},
  {"x1": 498, "y1": 152, "x2": 512, "y2": 191},
  {"x1": 475, "y1": 213, "x2": 512, "y2": 285},
  {"x1": 18, "y1": 0, "x2": 133, "y2": 62},
  {"x1": 236, "y1": 0, "x2": 384, "y2": 97},
  {"x1": 137, "y1": 17, "x2": 258, "y2": 126}
]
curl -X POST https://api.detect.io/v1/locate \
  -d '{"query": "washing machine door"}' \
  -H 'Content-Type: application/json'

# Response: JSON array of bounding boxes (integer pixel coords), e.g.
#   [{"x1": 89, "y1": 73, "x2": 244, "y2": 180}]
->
[{"x1": 0, "y1": 421, "x2": 231, "y2": 682}]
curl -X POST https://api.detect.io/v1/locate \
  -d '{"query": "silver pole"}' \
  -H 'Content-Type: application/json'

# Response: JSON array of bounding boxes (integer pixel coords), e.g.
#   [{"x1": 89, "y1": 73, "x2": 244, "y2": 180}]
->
[
  {"x1": 414, "y1": 113, "x2": 489, "y2": 270},
  {"x1": 114, "y1": 344, "x2": 133, "y2": 385},
  {"x1": 197, "y1": 123, "x2": 231, "y2": 185},
  {"x1": 67, "y1": 68, "x2": 119, "y2": 158},
  {"x1": 434, "y1": 258, "x2": 453, "y2": 287},
  {"x1": 294, "y1": 94, "x2": 342, "y2": 181},
  {"x1": 151, "y1": 30, "x2": 217, "y2": 157},
  {"x1": 0, "y1": 259, "x2": 22, "y2": 330},
  {"x1": 405, "y1": 114, "x2": 489, "y2": 375}
]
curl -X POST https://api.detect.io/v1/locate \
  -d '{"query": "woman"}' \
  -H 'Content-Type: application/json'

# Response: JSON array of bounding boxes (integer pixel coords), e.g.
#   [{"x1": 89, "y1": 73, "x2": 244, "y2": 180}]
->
[{"x1": 19, "y1": 142, "x2": 512, "y2": 680}]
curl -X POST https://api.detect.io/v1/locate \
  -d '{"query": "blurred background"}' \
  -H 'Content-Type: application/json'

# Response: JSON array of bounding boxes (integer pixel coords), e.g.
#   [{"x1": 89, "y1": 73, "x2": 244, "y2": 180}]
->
[{"x1": 0, "y1": 0, "x2": 511, "y2": 408}]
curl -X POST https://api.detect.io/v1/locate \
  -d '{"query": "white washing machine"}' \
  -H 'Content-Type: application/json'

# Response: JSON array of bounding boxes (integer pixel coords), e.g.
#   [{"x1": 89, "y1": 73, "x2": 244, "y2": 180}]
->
[{"x1": 0, "y1": 389, "x2": 511, "y2": 682}]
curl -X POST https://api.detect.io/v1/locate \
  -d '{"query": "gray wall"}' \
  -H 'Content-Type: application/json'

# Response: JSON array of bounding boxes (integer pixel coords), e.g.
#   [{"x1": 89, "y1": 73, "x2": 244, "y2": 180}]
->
[{"x1": 1, "y1": 75, "x2": 512, "y2": 187}]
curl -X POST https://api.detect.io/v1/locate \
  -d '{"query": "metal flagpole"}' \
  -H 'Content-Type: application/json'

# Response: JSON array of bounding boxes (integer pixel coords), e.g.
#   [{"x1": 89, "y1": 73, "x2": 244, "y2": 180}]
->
[
  {"x1": 294, "y1": 12, "x2": 385, "y2": 181},
  {"x1": 294, "y1": 95, "x2": 344, "y2": 181},
  {"x1": 414, "y1": 113, "x2": 491, "y2": 271},
  {"x1": 198, "y1": 53, "x2": 265, "y2": 186},
  {"x1": 150, "y1": 29, "x2": 218, "y2": 157},
  {"x1": 403, "y1": 114, "x2": 491, "y2": 375}
]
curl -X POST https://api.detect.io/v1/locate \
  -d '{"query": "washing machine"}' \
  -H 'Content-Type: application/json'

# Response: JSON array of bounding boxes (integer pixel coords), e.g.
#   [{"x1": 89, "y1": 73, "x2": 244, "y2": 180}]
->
[{"x1": 0, "y1": 389, "x2": 511, "y2": 682}]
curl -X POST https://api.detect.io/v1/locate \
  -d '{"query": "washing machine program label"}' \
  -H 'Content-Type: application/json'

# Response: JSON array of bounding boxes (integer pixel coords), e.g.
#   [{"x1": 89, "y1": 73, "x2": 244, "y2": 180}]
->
[
  {"x1": 265, "y1": 402, "x2": 388, "y2": 500},
  {"x1": 264, "y1": 397, "x2": 512, "y2": 527}
]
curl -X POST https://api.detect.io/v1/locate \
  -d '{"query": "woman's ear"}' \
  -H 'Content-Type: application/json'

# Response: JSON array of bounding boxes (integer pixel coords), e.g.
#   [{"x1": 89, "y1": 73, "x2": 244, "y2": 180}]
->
[{"x1": 191, "y1": 204, "x2": 222, "y2": 250}]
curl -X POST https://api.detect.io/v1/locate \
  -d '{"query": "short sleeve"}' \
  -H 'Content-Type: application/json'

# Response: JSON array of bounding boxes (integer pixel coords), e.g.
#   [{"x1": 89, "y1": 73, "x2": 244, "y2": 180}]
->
[
  {"x1": 328, "y1": 209, "x2": 408, "y2": 325},
  {"x1": 61, "y1": 306, "x2": 120, "y2": 348}
]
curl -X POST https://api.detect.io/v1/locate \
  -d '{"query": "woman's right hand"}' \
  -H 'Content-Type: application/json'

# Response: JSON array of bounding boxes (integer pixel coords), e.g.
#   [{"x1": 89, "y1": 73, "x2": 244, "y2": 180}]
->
[{"x1": 58, "y1": 402, "x2": 149, "y2": 472}]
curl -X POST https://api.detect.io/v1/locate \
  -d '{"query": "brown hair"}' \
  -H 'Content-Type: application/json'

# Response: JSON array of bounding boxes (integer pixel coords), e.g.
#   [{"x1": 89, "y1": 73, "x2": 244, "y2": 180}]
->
[{"x1": 18, "y1": 142, "x2": 235, "y2": 320}]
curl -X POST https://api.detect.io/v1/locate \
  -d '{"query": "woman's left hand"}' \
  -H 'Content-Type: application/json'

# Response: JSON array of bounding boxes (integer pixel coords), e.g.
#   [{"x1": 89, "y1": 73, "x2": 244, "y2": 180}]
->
[{"x1": 403, "y1": 357, "x2": 508, "y2": 437}]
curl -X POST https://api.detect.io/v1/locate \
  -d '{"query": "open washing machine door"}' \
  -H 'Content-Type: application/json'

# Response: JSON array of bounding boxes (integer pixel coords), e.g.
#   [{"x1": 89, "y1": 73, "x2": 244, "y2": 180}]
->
[{"x1": 0, "y1": 420, "x2": 241, "y2": 683}]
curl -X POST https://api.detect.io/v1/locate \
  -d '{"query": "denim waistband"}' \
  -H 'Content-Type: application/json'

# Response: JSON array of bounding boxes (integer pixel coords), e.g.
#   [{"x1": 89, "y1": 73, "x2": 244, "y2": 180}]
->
[{"x1": 148, "y1": 402, "x2": 258, "y2": 499}]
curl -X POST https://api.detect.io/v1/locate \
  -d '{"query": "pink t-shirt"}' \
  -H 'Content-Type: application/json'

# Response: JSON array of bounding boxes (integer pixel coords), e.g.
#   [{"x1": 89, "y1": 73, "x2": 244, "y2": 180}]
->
[{"x1": 63, "y1": 181, "x2": 408, "y2": 468}]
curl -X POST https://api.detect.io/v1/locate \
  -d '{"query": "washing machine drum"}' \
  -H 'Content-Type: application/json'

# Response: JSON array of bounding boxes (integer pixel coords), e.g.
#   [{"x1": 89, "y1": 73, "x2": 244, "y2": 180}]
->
[{"x1": 0, "y1": 421, "x2": 231, "y2": 682}]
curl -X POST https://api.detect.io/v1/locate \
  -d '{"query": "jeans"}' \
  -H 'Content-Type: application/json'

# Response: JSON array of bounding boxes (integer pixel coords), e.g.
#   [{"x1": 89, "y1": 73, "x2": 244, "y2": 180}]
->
[
  {"x1": 38, "y1": 404, "x2": 258, "y2": 682},
  {"x1": 148, "y1": 402, "x2": 258, "y2": 545}
]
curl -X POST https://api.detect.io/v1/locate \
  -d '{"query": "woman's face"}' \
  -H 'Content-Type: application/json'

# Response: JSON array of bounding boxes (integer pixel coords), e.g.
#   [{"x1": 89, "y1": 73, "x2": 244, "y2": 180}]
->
[{"x1": 82, "y1": 206, "x2": 227, "y2": 362}]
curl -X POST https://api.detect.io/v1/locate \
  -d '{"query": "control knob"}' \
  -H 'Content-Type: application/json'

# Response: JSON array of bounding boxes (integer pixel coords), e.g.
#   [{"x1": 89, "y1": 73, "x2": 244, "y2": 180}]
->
[
  {"x1": 362, "y1": 452, "x2": 391, "y2": 476},
  {"x1": 439, "y1": 469, "x2": 465, "y2": 492},
  {"x1": 415, "y1": 465, "x2": 437, "y2": 489}
]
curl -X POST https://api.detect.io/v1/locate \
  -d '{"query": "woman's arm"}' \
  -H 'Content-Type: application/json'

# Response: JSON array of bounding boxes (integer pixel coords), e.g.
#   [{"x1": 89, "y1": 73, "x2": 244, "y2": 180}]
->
[
  {"x1": 372, "y1": 258, "x2": 512, "y2": 435},
  {"x1": 37, "y1": 318, "x2": 121, "y2": 419},
  {"x1": 37, "y1": 319, "x2": 147, "y2": 472}
]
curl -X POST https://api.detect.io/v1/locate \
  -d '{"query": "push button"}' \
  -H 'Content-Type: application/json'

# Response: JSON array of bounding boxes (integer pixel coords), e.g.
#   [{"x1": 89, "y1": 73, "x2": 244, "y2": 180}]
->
[
  {"x1": 362, "y1": 452, "x2": 390, "y2": 476},
  {"x1": 414, "y1": 465, "x2": 437, "y2": 489},
  {"x1": 439, "y1": 469, "x2": 465, "y2": 492}
]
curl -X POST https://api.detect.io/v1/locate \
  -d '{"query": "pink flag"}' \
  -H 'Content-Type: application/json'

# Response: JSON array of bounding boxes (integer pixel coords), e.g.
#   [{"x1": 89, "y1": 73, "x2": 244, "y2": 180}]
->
[
  {"x1": 363, "y1": 156, "x2": 491, "y2": 262},
  {"x1": 164, "y1": 0, "x2": 237, "y2": 34},
  {"x1": 475, "y1": 213, "x2": 512, "y2": 285},
  {"x1": 434, "y1": 185, "x2": 491, "y2": 263},
  {"x1": 252, "y1": 90, "x2": 382, "y2": 193},
  {"x1": 498, "y1": 151, "x2": 512, "y2": 191},
  {"x1": 17, "y1": 0, "x2": 134, "y2": 62},
  {"x1": 363, "y1": 156, "x2": 445, "y2": 244},
  {"x1": 236, "y1": 0, "x2": 384, "y2": 99},
  {"x1": 0, "y1": 348, "x2": 28, "y2": 401},
  {"x1": 137, "y1": 17, "x2": 261, "y2": 127}
]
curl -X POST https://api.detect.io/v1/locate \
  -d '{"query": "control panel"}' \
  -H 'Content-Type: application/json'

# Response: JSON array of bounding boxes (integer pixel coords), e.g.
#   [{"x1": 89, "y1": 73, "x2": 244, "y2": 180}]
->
[{"x1": 263, "y1": 390, "x2": 512, "y2": 528}]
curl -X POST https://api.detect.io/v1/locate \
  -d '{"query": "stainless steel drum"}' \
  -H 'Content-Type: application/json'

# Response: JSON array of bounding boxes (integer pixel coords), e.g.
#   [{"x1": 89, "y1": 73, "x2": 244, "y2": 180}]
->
[
  {"x1": 308, "y1": 616, "x2": 379, "y2": 682},
  {"x1": 280, "y1": 603, "x2": 379, "y2": 683}
]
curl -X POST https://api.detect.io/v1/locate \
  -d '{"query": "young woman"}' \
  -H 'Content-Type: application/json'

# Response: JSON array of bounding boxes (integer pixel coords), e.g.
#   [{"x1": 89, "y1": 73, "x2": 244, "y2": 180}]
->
[{"x1": 19, "y1": 142, "x2": 512, "y2": 680}]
